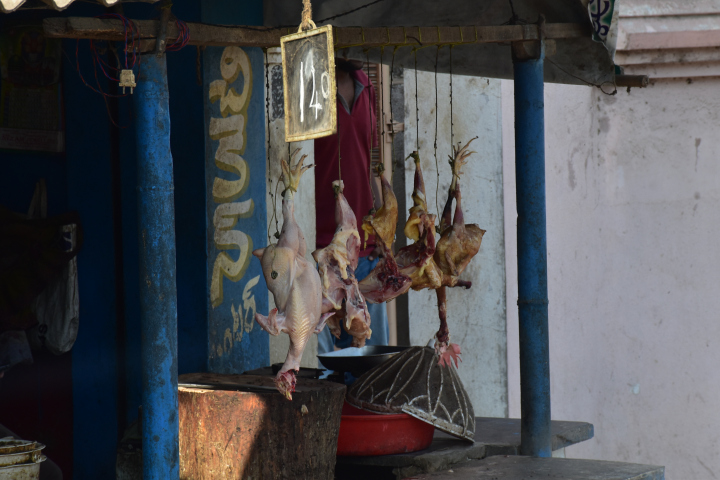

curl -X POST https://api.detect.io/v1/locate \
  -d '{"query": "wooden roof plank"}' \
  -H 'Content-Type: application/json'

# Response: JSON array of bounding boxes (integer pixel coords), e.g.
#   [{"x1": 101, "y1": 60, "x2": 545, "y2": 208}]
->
[{"x1": 43, "y1": 17, "x2": 590, "y2": 49}]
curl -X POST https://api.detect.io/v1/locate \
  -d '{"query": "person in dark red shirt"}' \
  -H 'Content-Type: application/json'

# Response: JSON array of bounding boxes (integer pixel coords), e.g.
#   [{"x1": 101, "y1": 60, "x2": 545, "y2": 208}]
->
[{"x1": 315, "y1": 58, "x2": 388, "y2": 357}]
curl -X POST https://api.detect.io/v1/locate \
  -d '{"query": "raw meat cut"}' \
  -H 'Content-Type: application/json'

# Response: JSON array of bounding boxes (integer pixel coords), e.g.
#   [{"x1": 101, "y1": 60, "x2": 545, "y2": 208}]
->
[
  {"x1": 396, "y1": 152, "x2": 443, "y2": 291},
  {"x1": 312, "y1": 180, "x2": 372, "y2": 347},
  {"x1": 357, "y1": 173, "x2": 412, "y2": 303}
]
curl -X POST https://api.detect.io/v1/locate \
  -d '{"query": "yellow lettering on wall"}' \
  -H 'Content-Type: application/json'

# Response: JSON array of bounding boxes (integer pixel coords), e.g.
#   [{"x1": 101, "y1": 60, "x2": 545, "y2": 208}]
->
[
  {"x1": 208, "y1": 46, "x2": 256, "y2": 312},
  {"x1": 208, "y1": 47, "x2": 252, "y2": 118},
  {"x1": 212, "y1": 153, "x2": 250, "y2": 203},
  {"x1": 224, "y1": 328, "x2": 233, "y2": 351},
  {"x1": 226, "y1": 274, "x2": 260, "y2": 347},
  {"x1": 231, "y1": 303, "x2": 243, "y2": 343},
  {"x1": 209, "y1": 115, "x2": 246, "y2": 154},
  {"x1": 210, "y1": 200, "x2": 254, "y2": 308},
  {"x1": 242, "y1": 275, "x2": 260, "y2": 333}
]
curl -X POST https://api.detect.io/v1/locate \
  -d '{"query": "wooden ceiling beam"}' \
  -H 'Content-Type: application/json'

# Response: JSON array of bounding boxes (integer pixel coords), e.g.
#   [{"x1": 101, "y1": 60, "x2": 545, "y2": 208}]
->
[{"x1": 43, "y1": 17, "x2": 591, "y2": 49}]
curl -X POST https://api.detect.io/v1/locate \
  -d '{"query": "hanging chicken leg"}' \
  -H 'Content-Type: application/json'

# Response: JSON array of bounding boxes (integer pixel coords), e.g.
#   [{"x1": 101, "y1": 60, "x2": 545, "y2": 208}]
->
[
  {"x1": 254, "y1": 149, "x2": 334, "y2": 400},
  {"x1": 312, "y1": 180, "x2": 372, "y2": 347}
]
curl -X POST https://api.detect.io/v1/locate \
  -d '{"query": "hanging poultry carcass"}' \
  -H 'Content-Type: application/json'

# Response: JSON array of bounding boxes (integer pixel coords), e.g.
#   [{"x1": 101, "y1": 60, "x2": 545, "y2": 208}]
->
[
  {"x1": 357, "y1": 173, "x2": 412, "y2": 304},
  {"x1": 435, "y1": 138, "x2": 486, "y2": 287},
  {"x1": 433, "y1": 138, "x2": 486, "y2": 367},
  {"x1": 253, "y1": 150, "x2": 334, "y2": 400},
  {"x1": 395, "y1": 152, "x2": 444, "y2": 291},
  {"x1": 312, "y1": 180, "x2": 372, "y2": 347}
]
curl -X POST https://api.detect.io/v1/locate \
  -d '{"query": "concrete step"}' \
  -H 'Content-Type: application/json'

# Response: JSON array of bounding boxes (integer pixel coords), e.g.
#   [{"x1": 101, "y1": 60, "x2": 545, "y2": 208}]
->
[
  {"x1": 407, "y1": 455, "x2": 665, "y2": 480},
  {"x1": 336, "y1": 417, "x2": 593, "y2": 479}
]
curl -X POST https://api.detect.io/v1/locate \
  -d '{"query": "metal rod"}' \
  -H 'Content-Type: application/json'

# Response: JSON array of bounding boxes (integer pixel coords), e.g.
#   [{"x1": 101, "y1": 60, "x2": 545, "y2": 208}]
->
[
  {"x1": 615, "y1": 74, "x2": 649, "y2": 88},
  {"x1": 513, "y1": 39, "x2": 551, "y2": 458},
  {"x1": 134, "y1": 54, "x2": 180, "y2": 479}
]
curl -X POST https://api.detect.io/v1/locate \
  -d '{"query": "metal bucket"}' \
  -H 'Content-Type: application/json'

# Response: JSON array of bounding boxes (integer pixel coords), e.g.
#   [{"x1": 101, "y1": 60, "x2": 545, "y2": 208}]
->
[{"x1": 0, "y1": 439, "x2": 46, "y2": 480}]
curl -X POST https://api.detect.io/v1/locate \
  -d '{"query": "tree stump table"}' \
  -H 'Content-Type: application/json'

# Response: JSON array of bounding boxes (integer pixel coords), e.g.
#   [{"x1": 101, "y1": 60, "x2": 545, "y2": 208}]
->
[{"x1": 178, "y1": 373, "x2": 346, "y2": 480}]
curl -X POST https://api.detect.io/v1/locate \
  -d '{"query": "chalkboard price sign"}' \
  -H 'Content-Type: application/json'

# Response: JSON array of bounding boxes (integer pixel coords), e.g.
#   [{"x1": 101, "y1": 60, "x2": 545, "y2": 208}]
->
[{"x1": 281, "y1": 25, "x2": 337, "y2": 142}]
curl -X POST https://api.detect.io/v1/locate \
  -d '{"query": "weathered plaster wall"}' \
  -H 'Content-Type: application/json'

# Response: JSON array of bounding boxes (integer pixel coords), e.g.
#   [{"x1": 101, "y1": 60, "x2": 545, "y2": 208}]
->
[
  {"x1": 503, "y1": 77, "x2": 720, "y2": 479},
  {"x1": 405, "y1": 71, "x2": 507, "y2": 417}
]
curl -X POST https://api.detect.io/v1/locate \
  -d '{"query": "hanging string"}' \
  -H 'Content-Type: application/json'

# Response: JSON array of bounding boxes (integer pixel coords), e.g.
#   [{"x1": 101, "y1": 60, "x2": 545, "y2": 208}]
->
[
  {"x1": 389, "y1": 46, "x2": 398, "y2": 179},
  {"x1": 433, "y1": 45, "x2": 441, "y2": 218},
  {"x1": 379, "y1": 47, "x2": 386, "y2": 158},
  {"x1": 450, "y1": 45, "x2": 455, "y2": 149},
  {"x1": 338, "y1": 106, "x2": 342, "y2": 180},
  {"x1": 414, "y1": 48, "x2": 419, "y2": 153},
  {"x1": 264, "y1": 48, "x2": 275, "y2": 243},
  {"x1": 300, "y1": 0, "x2": 315, "y2": 31},
  {"x1": 365, "y1": 49, "x2": 377, "y2": 209}
]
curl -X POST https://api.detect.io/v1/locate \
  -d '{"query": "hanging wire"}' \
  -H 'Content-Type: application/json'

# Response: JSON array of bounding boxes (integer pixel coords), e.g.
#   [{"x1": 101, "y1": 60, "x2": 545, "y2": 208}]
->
[
  {"x1": 337, "y1": 114, "x2": 342, "y2": 181},
  {"x1": 449, "y1": 45, "x2": 454, "y2": 148},
  {"x1": 414, "y1": 48, "x2": 419, "y2": 153},
  {"x1": 264, "y1": 48, "x2": 274, "y2": 243},
  {"x1": 433, "y1": 45, "x2": 441, "y2": 218},
  {"x1": 389, "y1": 46, "x2": 398, "y2": 179},
  {"x1": 365, "y1": 49, "x2": 377, "y2": 209},
  {"x1": 379, "y1": 46, "x2": 386, "y2": 156}
]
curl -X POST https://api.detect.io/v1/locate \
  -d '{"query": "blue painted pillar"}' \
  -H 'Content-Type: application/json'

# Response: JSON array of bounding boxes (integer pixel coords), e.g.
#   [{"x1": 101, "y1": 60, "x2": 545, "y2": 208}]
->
[
  {"x1": 134, "y1": 54, "x2": 179, "y2": 478},
  {"x1": 513, "y1": 40, "x2": 551, "y2": 458}
]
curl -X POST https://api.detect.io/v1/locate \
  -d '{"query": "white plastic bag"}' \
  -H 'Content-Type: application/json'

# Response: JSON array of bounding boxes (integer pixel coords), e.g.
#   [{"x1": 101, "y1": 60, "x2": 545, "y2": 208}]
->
[{"x1": 24, "y1": 180, "x2": 80, "y2": 355}]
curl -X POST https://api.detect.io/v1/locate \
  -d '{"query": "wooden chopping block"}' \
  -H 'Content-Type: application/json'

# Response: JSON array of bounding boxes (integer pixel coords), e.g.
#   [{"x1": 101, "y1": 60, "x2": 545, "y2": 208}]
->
[{"x1": 178, "y1": 373, "x2": 346, "y2": 480}]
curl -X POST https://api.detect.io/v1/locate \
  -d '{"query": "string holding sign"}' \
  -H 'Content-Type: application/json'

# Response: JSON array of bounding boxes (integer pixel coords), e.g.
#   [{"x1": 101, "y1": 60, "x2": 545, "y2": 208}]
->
[{"x1": 280, "y1": 0, "x2": 337, "y2": 142}]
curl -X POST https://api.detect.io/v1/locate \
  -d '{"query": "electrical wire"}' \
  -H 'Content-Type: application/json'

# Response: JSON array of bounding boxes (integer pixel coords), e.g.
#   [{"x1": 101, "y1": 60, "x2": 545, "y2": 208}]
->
[
  {"x1": 166, "y1": 19, "x2": 190, "y2": 51},
  {"x1": 317, "y1": 0, "x2": 386, "y2": 23}
]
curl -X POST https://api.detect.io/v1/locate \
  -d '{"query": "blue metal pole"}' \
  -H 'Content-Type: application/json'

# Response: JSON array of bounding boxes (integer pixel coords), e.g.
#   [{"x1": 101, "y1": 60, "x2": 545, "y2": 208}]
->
[
  {"x1": 513, "y1": 41, "x2": 551, "y2": 458},
  {"x1": 134, "y1": 54, "x2": 180, "y2": 478}
]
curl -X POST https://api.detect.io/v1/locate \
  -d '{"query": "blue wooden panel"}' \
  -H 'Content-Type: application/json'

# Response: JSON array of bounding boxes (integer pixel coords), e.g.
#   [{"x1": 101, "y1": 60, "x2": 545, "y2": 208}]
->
[
  {"x1": 203, "y1": 46, "x2": 269, "y2": 373},
  {"x1": 62, "y1": 38, "x2": 119, "y2": 479},
  {"x1": 165, "y1": 3, "x2": 208, "y2": 378}
]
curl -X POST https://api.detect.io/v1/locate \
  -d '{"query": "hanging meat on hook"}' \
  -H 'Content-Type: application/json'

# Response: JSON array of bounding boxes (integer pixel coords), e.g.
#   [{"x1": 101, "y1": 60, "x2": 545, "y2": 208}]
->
[
  {"x1": 312, "y1": 180, "x2": 372, "y2": 347},
  {"x1": 395, "y1": 152, "x2": 444, "y2": 291},
  {"x1": 435, "y1": 137, "x2": 485, "y2": 287},
  {"x1": 433, "y1": 138, "x2": 486, "y2": 367},
  {"x1": 357, "y1": 169, "x2": 412, "y2": 303},
  {"x1": 253, "y1": 149, "x2": 334, "y2": 400}
]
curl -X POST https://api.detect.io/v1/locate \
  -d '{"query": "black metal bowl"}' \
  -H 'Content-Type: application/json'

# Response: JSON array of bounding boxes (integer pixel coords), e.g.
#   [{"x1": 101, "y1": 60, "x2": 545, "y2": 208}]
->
[{"x1": 317, "y1": 345, "x2": 410, "y2": 377}]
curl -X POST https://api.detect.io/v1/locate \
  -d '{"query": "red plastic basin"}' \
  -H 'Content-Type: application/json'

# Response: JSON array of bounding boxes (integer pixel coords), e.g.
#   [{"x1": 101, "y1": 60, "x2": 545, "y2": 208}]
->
[{"x1": 336, "y1": 402, "x2": 435, "y2": 456}]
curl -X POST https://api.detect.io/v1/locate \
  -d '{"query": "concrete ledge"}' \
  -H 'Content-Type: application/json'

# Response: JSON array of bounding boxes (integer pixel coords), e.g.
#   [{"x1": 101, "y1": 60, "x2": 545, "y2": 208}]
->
[
  {"x1": 335, "y1": 417, "x2": 593, "y2": 479},
  {"x1": 409, "y1": 455, "x2": 665, "y2": 480}
]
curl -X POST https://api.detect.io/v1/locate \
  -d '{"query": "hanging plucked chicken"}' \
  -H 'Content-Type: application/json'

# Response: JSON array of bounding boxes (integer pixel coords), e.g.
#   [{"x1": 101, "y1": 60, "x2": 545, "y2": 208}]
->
[
  {"x1": 253, "y1": 150, "x2": 334, "y2": 400},
  {"x1": 395, "y1": 152, "x2": 444, "y2": 290},
  {"x1": 312, "y1": 180, "x2": 372, "y2": 347},
  {"x1": 357, "y1": 169, "x2": 412, "y2": 303},
  {"x1": 433, "y1": 138, "x2": 485, "y2": 367}
]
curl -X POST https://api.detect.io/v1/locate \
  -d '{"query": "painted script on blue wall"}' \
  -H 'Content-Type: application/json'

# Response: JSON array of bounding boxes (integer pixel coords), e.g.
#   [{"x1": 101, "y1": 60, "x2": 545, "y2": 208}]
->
[{"x1": 204, "y1": 46, "x2": 269, "y2": 373}]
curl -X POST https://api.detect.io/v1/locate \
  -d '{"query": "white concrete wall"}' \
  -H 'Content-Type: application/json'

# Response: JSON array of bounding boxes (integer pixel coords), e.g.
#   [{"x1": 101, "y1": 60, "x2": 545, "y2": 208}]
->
[
  {"x1": 503, "y1": 77, "x2": 720, "y2": 479},
  {"x1": 405, "y1": 72, "x2": 507, "y2": 417}
]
